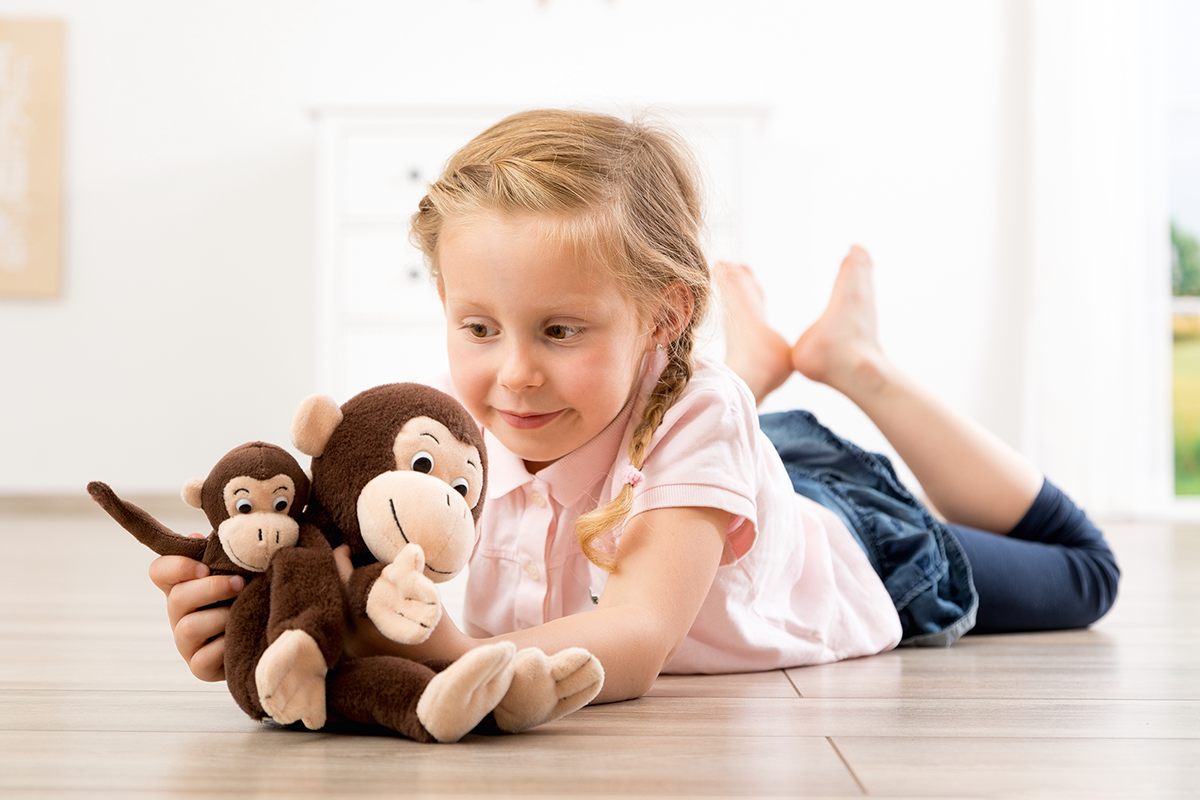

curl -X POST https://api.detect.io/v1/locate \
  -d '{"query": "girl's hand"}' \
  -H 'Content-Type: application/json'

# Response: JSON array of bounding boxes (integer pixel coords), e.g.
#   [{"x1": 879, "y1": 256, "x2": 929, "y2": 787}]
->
[{"x1": 148, "y1": 554, "x2": 244, "y2": 682}]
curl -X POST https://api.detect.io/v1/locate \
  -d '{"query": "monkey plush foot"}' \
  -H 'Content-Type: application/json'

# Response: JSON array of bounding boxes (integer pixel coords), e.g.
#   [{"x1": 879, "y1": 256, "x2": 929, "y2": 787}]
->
[
  {"x1": 493, "y1": 647, "x2": 604, "y2": 734},
  {"x1": 415, "y1": 641, "x2": 517, "y2": 743},
  {"x1": 256, "y1": 629, "x2": 329, "y2": 730}
]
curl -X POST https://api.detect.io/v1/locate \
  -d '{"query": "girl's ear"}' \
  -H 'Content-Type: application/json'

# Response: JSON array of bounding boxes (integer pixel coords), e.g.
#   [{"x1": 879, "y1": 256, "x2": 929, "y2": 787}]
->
[{"x1": 651, "y1": 282, "x2": 695, "y2": 349}]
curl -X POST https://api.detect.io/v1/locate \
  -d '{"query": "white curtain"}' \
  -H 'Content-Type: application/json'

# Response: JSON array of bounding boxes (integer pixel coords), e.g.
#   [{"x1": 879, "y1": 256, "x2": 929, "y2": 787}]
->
[{"x1": 1020, "y1": 0, "x2": 1173, "y2": 516}]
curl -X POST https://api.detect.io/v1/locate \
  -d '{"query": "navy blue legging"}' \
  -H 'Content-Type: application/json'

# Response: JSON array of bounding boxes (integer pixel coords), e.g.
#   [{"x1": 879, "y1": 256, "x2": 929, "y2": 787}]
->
[{"x1": 949, "y1": 479, "x2": 1120, "y2": 634}]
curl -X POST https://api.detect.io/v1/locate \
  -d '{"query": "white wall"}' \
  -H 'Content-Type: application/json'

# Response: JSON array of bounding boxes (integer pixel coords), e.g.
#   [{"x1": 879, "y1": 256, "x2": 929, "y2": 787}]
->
[{"x1": 0, "y1": 1, "x2": 1144, "y2": 509}]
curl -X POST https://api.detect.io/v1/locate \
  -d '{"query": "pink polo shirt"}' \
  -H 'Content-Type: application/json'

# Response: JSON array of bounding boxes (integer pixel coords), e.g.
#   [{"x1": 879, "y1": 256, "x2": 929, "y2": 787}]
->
[{"x1": 461, "y1": 352, "x2": 902, "y2": 673}]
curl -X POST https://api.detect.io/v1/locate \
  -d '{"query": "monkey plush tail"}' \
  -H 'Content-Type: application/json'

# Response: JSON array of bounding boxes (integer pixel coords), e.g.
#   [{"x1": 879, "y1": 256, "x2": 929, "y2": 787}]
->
[{"x1": 87, "y1": 481, "x2": 208, "y2": 561}]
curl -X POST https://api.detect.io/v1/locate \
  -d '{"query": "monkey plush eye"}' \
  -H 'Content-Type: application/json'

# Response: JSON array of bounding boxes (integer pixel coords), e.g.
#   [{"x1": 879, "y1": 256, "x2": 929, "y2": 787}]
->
[
  {"x1": 235, "y1": 499, "x2": 253, "y2": 514},
  {"x1": 451, "y1": 478, "x2": 470, "y2": 497},
  {"x1": 411, "y1": 452, "x2": 434, "y2": 473},
  {"x1": 273, "y1": 496, "x2": 289, "y2": 512}
]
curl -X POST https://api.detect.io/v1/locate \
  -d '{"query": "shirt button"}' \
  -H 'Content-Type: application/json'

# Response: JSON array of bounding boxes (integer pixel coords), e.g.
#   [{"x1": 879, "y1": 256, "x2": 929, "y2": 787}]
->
[
  {"x1": 531, "y1": 492, "x2": 547, "y2": 508},
  {"x1": 525, "y1": 563, "x2": 541, "y2": 581}
]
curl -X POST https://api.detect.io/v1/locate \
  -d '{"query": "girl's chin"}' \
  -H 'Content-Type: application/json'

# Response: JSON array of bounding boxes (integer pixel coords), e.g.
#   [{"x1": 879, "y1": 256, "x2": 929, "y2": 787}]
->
[{"x1": 494, "y1": 432, "x2": 569, "y2": 473}]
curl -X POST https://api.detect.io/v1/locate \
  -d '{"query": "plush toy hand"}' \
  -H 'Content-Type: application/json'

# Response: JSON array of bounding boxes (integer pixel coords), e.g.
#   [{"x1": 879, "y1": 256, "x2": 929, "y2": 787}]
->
[
  {"x1": 365, "y1": 542, "x2": 443, "y2": 645},
  {"x1": 255, "y1": 628, "x2": 328, "y2": 730},
  {"x1": 493, "y1": 647, "x2": 605, "y2": 734}
]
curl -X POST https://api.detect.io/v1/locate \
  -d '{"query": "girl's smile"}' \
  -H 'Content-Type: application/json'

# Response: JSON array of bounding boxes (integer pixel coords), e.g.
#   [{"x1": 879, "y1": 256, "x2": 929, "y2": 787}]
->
[
  {"x1": 497, "y1": 409, "x2": 565, "y2": 430},
  {"x1": 437, "y1": 212, "x2": 654, "y2": 473}
]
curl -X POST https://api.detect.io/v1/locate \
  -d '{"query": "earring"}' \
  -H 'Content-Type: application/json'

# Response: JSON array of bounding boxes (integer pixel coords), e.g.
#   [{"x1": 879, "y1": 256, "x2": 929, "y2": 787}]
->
[{"x1": 655, "y1": 343, "x2": 664, "y2": 352}]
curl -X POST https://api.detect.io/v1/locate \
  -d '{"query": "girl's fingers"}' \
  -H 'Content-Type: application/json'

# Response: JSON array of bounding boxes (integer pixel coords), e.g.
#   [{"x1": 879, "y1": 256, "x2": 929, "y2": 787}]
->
[
  {"x1": 148, "y1": 555, "x2": 209, "y2": 596},
  {"x1": 181, "y1": 621, "x2": 228, "y2": 682},
  {"x1": 165, "y1": 574, "x2": 244, "y2": 628},
  {"x1": 173, "y1": 605, "x2": 231, "y2": 681},
  {"x1": 148, "y1": 554, "x2": 240, "y2": 683},
  {"x1": 173, "y1": 604, "x2": 230, "y2": 652}
]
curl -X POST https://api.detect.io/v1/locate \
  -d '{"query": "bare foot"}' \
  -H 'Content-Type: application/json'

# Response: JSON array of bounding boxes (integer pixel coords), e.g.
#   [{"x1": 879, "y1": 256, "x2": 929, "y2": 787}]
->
[
  {"x1": 791, "y1": 246, "x2": 889, "y2": 399},
  {"x1": 716, "y1": 260, "x2": 794, "y2": 405}
]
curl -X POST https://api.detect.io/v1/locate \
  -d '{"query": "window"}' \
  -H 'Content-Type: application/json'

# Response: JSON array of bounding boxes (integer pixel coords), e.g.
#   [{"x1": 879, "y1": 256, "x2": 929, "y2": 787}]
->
[{"x1": 1169, "y1": 0, "x2": 1200, "y2": 496}]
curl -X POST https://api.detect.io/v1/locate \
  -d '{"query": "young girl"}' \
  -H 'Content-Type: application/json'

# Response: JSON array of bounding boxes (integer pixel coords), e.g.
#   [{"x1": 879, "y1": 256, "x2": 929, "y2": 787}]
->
[{"x1": 151, "y1": 109, "x2": 1119, "y2": 705}]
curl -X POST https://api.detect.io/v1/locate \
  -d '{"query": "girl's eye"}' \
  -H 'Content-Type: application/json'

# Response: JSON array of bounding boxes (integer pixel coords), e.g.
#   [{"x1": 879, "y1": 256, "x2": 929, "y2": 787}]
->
[
  {"x1": 465, "y1": 323, "x2": 495, "y2": 339},
  {"x1": 236, "y1": 499, "x2": 253, "y2": 514},
  {"x1": 411, "y1": 452, "x2": 434, "y2": 473},
  {"x1": 451, "y1": 478, "x2": 470, "y2": 497},
  {"x1": 273, "y1": 496, "x2": 289, "y2": 512},
  {"x1": 546, "y1": 325, "x2": 581, "y2": 340}
]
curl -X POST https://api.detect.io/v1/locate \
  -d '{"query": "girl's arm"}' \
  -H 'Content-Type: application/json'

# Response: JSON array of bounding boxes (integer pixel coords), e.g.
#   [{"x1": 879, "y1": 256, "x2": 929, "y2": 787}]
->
[{"x1": 348, "y1": 505, "x2": 729, "y2": 704}]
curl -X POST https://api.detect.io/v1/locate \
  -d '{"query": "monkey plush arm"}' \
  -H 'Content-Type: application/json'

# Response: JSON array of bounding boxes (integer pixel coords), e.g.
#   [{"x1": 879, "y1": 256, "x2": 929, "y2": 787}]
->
[
  {"x1": 346, "y1": 561, "x2": 385, "y2": 620},
  {"x1": 265, "y1": 524, "x2": 345, "y2": 663},
  {"x1": 87, "y1": 481, "x2": 208, "y2": 561},
  {"x1": 354, "y1": 545, "x2": 443, "y2": 645},
  {"x1": 254, "y1": 524, "x2": 346, "y2": 730}
]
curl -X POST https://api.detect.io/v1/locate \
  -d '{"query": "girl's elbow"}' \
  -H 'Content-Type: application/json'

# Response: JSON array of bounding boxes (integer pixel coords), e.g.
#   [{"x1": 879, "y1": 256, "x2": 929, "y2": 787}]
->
[
  {"x1": 595, "y1": 664, "x2": 659, "y2": 703},
  {"x1": 596, "y1": 640, "x2": 671, "y2": 703},
  {"x1": 627, "y1": 664, "x2": 661, "y2": 700}
]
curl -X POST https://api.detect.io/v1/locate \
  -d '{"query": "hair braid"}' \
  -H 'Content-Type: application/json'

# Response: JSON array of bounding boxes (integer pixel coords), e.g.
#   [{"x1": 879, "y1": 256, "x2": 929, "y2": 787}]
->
[{"x1": 574, "y1": 322, "x2": 698, "y2": 572}]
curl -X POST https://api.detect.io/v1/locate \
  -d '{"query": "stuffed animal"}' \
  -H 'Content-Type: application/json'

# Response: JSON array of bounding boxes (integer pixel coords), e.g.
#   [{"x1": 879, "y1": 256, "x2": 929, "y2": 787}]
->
[
  {"x1": 87, "y1": 442, "x2": 344, "y2": 730},
  {"x1": 292, "y1": 382, "x2": 605, "y2": 741}
]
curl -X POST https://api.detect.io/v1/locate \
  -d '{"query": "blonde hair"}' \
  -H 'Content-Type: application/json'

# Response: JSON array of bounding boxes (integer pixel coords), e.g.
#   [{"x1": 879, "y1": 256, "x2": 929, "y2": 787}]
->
[{"x1": 411, "y1": 109, "x2": 711, "y2": 572}]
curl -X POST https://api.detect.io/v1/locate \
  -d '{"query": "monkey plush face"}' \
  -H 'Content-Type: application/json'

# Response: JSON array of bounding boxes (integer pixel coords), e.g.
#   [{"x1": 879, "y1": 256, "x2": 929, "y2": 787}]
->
[
  {"x1": 292, "y1": 383, "x2": 487, "y2": 582},
  {"x1": 210, "y1": 473, "x2": 302, "y2": 572},
  {"x1": 182, "y1": 442, "x2": 311, "y2": 574},
  {"x1": 356, "y1": 415, "x2": 482, "y2": 580},
  {"x1": 89, "y1": 441, "x2": 310, "y2": 577}
]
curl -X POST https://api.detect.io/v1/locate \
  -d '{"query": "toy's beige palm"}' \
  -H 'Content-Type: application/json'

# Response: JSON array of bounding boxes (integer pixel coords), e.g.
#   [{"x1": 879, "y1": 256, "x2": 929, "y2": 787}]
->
[
  {"x1": 255, "y1": 629, "x2": 328, "y2": 730},
  {"x1": 493, "y1": 647, "x2": 604, "y2": 733},
  {"x1": 416, "y1": 641, "x2": 517, "y2": 743},
  {"x1": 366, "y1": 543, "x2": 443, "y2": 644}
]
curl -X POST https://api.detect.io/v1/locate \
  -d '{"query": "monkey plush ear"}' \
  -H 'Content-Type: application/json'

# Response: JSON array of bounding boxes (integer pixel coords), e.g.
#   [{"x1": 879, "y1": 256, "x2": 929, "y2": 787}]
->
[
  {"x1": 181, "y1": 478, "x2": 205, "y2": 510},
  {"x1": 292, "y1": 394, "x2": 344, "y2": 457}
]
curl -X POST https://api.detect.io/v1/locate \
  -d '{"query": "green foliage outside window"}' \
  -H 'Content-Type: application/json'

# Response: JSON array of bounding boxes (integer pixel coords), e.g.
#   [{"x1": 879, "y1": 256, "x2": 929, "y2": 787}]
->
[
  {"x1": 1176, "y1": 337, "x2": 1200, "y2": 495},
  {"x1": 1174, "y1": 221, "x2": 1200, "y2": 495},
  {"x1": 1174, "y1": 222, "x2": 1200, "y2": 297}
]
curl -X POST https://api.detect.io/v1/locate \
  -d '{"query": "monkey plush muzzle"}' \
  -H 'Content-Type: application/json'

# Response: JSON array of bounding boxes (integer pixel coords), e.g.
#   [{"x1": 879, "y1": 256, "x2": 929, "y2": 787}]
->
[{"x1": 356, "y1": 469, "x2": 476, "y2": 580}]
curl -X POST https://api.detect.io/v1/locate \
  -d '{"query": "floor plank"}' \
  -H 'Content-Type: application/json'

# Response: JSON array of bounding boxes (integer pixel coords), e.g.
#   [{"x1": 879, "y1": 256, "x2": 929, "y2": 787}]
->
[
  {"x1": 834, "y1": 736, "x2": 1200, "y2": 799},
  {"x1": 554, "y1": 695, "x2": 1200, "y2": 740},
  {"x1": 0, "y1": 729, "x2": 862, "y2": 797}
]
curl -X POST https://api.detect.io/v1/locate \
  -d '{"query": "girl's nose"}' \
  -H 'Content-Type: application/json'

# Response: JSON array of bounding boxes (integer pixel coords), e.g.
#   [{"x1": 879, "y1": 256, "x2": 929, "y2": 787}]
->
[{"x1": 498, "y1": 341, "x2": 544, "y2": 390}]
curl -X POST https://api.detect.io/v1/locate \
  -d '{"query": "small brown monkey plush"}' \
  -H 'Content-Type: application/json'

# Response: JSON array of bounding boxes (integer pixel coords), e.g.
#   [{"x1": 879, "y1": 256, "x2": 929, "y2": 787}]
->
[
  {"x1": 88, "y1": 442, "x2": 344, "y2": 730},
  {"x1": 292, "y1": 383, "x2": 604, "y2": 743}
]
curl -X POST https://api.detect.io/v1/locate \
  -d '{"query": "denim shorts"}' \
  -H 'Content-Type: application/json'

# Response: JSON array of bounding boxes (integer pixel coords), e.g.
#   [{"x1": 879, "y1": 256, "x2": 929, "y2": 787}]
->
[{"x1": 759, "y1": 410, "x2": 977, "y2": 646}]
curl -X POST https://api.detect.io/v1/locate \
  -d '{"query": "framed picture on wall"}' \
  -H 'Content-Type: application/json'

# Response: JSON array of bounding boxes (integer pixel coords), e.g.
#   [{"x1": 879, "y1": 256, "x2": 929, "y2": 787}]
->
[{"x1": 0, "y1": 18, "x2": 64, "y2": 298}]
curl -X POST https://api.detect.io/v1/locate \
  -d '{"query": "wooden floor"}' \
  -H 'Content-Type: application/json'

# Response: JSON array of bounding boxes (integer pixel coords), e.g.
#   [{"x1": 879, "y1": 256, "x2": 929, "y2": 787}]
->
[{"x1": 1, "y1": 500, "x2": 1198, "y2": 799}]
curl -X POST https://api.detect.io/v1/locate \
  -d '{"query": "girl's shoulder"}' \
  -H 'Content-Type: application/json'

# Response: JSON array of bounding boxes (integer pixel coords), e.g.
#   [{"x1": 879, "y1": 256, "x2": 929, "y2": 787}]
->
[
  {"x1": 669, "y1": 353, "x2": 760, "y2": 423},
  {"x1": 643, "y1": 353, "x2": 764, "y2": 466}
]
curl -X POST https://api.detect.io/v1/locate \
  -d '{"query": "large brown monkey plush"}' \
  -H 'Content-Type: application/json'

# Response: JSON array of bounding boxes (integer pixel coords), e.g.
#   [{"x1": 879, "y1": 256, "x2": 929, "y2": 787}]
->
[
  {"x1": 88, "y1": 442, "x2": 343, "y2": 730},
  {"x1": 292, "y1": 383, "x2": 604, "y2": 743}
]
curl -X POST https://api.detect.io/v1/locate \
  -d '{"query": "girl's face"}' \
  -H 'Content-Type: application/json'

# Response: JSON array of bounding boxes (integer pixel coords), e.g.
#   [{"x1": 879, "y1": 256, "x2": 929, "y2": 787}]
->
[{"x1": 438, "y1": 213, "x2": 653, "y2": 473}]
